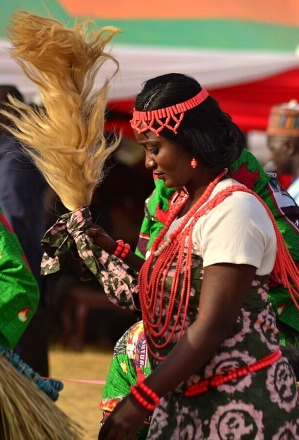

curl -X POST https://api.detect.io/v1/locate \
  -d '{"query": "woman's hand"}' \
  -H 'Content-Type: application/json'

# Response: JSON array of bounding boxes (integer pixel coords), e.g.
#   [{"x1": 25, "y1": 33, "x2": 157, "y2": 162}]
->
[
  {"x1": 98, "y1": 394, "x2": 149, "y2": 440},
  {"x1": 87, "y1": 226, "x2": 145, "y2": 271},
  {"x1": 86, "y1": 226, "x2": 117, "y2": 254}
]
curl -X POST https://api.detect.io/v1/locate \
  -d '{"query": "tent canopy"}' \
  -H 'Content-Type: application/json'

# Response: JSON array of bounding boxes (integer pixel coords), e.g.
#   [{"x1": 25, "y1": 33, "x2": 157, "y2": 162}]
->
[{"x1": 1, "y1": 0, "x2": 299, "y2": 132}]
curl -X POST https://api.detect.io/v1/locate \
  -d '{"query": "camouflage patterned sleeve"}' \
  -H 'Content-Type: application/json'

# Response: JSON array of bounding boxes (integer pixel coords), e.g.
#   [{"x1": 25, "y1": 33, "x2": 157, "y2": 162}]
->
[{"x1": 96, "y1": 249, "x2": 141, "y2": 311}]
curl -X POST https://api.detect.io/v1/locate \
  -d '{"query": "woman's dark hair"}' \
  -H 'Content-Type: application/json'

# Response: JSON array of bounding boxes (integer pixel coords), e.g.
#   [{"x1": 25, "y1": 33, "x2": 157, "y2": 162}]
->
[{"x1": 134, "y1": 73, "x2": 246, "y2": 171}]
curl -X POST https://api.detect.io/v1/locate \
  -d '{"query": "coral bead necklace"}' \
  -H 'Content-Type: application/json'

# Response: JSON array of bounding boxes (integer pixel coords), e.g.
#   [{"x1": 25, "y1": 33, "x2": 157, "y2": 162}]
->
[
  {"x1": 152, "y1": 169, "x2": 227, "y2": 256},
  {"x1": 138, "y1": 169, "x2": 227, "y2": 360},
  {"x1": 138, "y1": 171, "x2": 299, "y2": 361}
]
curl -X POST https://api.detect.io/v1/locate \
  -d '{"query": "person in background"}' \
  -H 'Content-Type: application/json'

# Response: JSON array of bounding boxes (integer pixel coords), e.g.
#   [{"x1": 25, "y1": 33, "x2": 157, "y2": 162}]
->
[
  {"x1": 267, "y1": 100, "x2": 299, "y2": 204},
  {"x1": 88, "y1": 73, "x2": 299, "y2": 439},
  {"x1": 0, "y1": 85, "x2": 49, "y2": 376}
]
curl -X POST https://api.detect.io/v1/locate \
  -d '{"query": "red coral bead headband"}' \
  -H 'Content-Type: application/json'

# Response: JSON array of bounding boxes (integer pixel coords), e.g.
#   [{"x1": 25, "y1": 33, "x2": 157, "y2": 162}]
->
[{"x1": 130, "y1": 88, "x2": 209, "y2": 136}]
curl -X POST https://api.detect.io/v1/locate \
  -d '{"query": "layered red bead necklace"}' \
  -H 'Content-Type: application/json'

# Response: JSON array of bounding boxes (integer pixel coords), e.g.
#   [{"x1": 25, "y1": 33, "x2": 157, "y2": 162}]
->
[
  {"x1": 138, "y1": 171, "x2": 299, "y2": 361},
  {"x1": 138, "y1": 170, "x2": 227, "y2": 360}
]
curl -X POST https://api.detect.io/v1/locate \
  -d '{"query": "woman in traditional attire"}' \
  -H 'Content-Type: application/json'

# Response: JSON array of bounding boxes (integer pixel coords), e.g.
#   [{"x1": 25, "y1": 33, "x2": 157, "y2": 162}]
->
[
  {"x1": 4, "y1": 12, "x2": 299, "y2": 437},
  {"x1": 99, "y1": 145, "x2": 299, "y2": 439},
  {"x1": 88, "y1": 73, "x2": 299, "y2": 439}
]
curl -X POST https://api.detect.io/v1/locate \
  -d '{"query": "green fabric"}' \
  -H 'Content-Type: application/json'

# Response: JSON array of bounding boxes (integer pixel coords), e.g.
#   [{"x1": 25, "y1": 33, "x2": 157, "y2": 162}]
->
[
  {"x1": 230, "y1": 151, "x2": 299, "y2": 338},
  {"x1": 1, "y1": 4, "x2": 299, "y2": 52},
  {"x1": 102, "y1": 353, "x2": 139, "y2": 404},
  {"x1": 100, "y1": 321, "x2": 151, "y2": 440},
  {"x1": 0, "y1": 207, "x2": 39, "y2": 349},
  {"x1": 135, "y1": 178, "x2": 175, "y2": 259},
  {"x1": 101, "y1": 320, "x2": 151, "y2": 406},
  {"x1": 101, "y1": 353, "x2": 150, "y2": 439},
  {"x1": 230, "y1": 150, "x2": 299, "y2": 260}
]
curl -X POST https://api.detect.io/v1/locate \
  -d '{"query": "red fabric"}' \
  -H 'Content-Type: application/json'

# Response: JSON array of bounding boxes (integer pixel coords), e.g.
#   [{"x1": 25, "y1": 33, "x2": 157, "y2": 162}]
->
[
  {"x1": 278, "y1": 174, "x2": 294, "y2": 189},
  {"x1": 106, "y1": 67, "x2": 299, "y2": 136},
  {"x1": 210, "y1": 67, "x2": 299, "y2": 133}
]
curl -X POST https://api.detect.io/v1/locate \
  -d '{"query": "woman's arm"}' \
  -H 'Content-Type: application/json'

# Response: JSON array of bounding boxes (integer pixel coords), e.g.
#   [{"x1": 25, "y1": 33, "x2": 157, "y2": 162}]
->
[
  {"x1": 143, "y1": 263, "x2": 257, "y2": 394},
  {"x1": 98, "y1": 262, "x2": 257, "y2": 440}
]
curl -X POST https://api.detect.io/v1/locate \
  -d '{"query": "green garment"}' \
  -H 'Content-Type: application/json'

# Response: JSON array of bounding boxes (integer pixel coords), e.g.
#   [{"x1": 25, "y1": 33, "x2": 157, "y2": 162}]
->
[
  {"x1": 0, "y1": 207, "x2": 39, "y2": 349},
  {"x1": 100, "y1": 320, "x2": 151, "y2": 439}
]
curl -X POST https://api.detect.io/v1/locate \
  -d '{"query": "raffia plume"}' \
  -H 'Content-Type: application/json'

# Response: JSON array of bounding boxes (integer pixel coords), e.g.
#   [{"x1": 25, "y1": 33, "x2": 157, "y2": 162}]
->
[{"x1": 2, "y1": 10, "x2": 122, "y2": 211}]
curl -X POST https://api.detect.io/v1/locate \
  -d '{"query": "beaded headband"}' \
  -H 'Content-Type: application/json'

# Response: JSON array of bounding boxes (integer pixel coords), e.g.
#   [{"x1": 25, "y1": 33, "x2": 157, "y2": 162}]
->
[
  {"x1": 267, "y1": 100, "x2": 299, "y2": 136},
  {"x1": 130, "y1": 88, "x2": 209, "y2": 136}
]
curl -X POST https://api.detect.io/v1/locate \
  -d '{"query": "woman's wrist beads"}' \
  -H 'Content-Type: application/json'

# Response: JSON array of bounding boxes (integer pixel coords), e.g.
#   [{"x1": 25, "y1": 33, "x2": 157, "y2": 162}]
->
[
  {"x1": 113, "y1": 239, "x2": 130, "y2": 260},
  {"x1": 130, "y1": 380, "x2": 160, "y2": 411}
]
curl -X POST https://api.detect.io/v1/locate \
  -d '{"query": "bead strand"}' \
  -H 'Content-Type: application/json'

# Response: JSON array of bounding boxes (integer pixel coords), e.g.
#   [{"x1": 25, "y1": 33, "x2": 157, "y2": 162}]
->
[
  {"x1": 141, "y1": 181, "x2": 299, "y2": 361},
  {"x1": 113, "y1": 239, "x2": 124, "y2": 257},
  {"x1": 139, "y1": 171, "x2": 299, "y2": 360},
  {"x1": 136, "y1": 380, "x2": 160, "y2": 405},
  {"x1": 139, "y1": 170, "x2": 228, "y2": 360},
  {"x1": 120, "y1": 243, "x2": 130, "y2": 259},
  {"x1": 113, "y1": 239, "x2": 131, "y2": 260},
  {"x1": 153, "y1": 170, "x2": 226, "y2": 256},
  {"x1": 130, "y1": 384, "x2": 157, "y2": 411},
  {"x1": 185, "y1": 349, "x2": 281, "y2": 397}
]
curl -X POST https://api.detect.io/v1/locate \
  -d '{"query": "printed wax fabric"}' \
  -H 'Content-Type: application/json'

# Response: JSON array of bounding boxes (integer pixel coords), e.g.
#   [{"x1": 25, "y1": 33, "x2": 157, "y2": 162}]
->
[
  {"x1": 145, "y1": 265, "x2": 299, "y2": 439},
  {"x1": 0, "y1": 208, "x2": 39, "y2": 349},
  {"x1": 100, "y1": 320, "x2": 151, "y2": 440}
]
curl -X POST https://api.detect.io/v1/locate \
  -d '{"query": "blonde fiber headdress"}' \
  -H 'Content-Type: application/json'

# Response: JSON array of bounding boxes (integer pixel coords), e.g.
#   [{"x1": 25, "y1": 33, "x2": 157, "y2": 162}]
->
[{"x1": 2, "y1": 10, "x2": 121, "y2": 211}]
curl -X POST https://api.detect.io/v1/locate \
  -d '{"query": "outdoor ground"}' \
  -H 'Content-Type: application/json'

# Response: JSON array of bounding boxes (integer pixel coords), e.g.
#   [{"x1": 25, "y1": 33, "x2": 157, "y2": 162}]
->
[{"x1": 49, "y1": 344, "x2": 113, "y2": 440}]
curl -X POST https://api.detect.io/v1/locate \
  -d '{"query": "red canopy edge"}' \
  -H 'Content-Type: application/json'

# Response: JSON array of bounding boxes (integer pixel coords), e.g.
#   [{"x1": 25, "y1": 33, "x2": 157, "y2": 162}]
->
[{"x1": 106, "y1": 67, "x2": 299, "y2": 136}]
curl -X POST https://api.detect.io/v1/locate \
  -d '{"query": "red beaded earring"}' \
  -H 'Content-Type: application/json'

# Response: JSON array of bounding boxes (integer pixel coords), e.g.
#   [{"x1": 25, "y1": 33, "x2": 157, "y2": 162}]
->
[{"x1": 191, "y1": 158, "x2": 198, "y2": 169}]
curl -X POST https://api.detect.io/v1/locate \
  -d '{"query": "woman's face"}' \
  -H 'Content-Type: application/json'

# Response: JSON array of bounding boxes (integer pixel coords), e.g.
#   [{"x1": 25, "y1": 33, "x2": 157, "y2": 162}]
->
[{"x1": 135, "y1": 129, "x2": 194, "y2": 189}]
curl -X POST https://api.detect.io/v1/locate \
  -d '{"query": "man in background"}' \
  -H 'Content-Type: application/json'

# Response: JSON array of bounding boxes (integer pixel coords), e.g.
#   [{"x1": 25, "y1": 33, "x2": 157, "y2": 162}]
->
[
  {"x1": 0, "y1": 84, "x2": 49, "y2": 376},
  {"x1": 267, "y1": 100, "x2": 299, "y2": 204}
]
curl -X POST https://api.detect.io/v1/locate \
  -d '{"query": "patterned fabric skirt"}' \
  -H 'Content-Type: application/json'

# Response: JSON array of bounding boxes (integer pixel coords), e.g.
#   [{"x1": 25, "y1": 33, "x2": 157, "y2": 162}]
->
[{"x1": 147, "y1": 355, "x2": 299, "y2": 439}]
